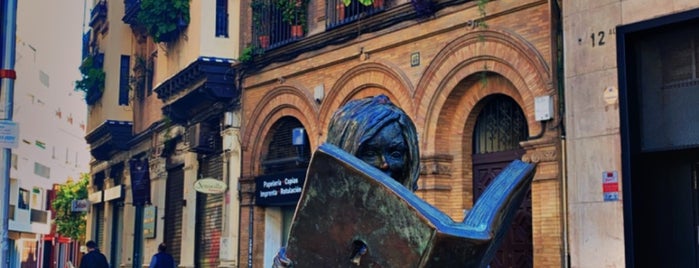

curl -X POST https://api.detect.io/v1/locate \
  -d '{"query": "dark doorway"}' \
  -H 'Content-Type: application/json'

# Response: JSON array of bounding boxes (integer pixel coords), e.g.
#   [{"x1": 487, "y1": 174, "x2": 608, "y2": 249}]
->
[
  {"x1": 618, "y1": 8, "x2": 699, "y2": 268},
  {"x1": 472, "y1": 94, "x2": 532, "y2": 268},
  {"x1": 632, "y1": 149, "x2": 699, "y2": 267}
]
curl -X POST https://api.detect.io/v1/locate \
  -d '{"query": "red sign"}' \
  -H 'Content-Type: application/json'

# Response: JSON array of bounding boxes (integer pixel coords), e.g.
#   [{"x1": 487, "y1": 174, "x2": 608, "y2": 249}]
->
[{"x1": 602, "y1": 171, "x2": 619, "y2": 201}]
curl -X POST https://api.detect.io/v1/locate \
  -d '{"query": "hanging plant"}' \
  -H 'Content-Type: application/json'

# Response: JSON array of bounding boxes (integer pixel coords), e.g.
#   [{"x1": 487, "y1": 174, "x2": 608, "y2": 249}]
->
[
  {"x1": 342, "y1": 0, "x2": 372, "y2": 7},
  {"x1": 137, "y1": 0, "x2": 190, "y2": 43},
  {"x1": 75, "y1": 54, "x2": 106, "y2": 105},
  {"x1": 477, "y1": 0, "x2": 490, "y2": 87}
]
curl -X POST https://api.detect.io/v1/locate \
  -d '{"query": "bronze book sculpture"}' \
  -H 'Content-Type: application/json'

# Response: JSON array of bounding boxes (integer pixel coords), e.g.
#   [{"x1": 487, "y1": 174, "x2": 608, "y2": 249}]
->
[{"x1": 284, "y1": 143, "x2": 535, "y2": 267}]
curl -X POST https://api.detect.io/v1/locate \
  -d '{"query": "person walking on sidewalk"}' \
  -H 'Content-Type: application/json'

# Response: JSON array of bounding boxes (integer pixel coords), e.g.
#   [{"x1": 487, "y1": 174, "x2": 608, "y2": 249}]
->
[
  {"x1": 149, "y1": 243, "x2": 176, "y2": 268},
  {"x1": 79, "y1": 240, "x2": 109, "y2": 268}
]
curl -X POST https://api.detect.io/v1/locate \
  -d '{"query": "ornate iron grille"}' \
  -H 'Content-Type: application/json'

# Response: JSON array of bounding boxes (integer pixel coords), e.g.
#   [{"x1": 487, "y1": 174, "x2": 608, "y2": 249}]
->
[{"x1": 473, "y1": 95, "x2": 528, "y2": 154}]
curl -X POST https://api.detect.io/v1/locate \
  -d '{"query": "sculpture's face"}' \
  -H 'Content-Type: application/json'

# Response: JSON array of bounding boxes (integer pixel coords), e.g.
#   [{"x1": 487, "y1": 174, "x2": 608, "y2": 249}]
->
[{"x1": 357, "y1": 122, "x2": 408, "y2": 185}]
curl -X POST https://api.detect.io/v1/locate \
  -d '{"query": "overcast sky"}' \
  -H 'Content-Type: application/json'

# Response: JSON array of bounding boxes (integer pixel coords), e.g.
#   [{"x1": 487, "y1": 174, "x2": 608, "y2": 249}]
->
[{"x1": 16, "y1": 0, "x2": 87, "y2": 96}]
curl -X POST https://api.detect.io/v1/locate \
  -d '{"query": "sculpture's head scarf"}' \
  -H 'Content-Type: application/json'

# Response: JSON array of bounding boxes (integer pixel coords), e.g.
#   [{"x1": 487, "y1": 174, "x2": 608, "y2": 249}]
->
[{"x1": 326, "y1": 95, "x2": 420, "y2": 191}]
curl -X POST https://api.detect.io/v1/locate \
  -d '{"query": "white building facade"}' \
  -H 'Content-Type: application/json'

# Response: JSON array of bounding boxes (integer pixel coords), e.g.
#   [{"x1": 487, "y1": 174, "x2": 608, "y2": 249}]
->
[{"x1": 9, "y1": 0, "x2": 92, "y2": 267}]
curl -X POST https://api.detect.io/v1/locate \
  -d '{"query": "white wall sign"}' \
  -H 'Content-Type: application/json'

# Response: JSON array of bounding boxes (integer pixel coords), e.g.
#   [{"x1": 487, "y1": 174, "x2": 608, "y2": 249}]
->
[{"x1": 193, "y1": 178, "x2": 227, "y2": 194}]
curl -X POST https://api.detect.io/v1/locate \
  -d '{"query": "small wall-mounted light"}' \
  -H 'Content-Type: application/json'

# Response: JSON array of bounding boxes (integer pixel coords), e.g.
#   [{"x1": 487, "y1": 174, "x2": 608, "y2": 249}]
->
[
  {"x1": 223, "y1": 111, "x2": 236, "y2": 128},
  {"x1": 314, "y1": 85, "x2": 324, "y2": 103}
]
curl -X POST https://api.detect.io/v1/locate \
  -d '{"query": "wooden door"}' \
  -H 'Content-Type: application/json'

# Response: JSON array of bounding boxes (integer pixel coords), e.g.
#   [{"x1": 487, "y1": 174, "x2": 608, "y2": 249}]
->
[{"x1": 471, "y1": 94, "x2": 532, "y2": 268}]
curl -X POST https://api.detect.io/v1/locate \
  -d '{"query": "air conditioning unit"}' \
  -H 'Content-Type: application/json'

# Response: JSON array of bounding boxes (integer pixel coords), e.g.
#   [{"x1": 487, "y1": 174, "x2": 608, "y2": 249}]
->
[{"x1": 187, "y1": 123, "x2": 216, "y2": 154}]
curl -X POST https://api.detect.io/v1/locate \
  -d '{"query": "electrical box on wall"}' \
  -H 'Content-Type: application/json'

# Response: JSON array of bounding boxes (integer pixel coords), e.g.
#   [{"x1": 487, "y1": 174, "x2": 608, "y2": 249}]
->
[{"x1": 534, "y1": 95, "x2": 553, "y2": 121}]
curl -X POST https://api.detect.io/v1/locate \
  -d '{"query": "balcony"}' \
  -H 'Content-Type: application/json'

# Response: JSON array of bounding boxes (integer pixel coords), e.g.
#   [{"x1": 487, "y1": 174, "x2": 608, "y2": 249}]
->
[
  {"x1": 247, "y1": 0, "x2": 406, "y2": 70},
  {"x1": 9, "y1": 208, "x2": 51, "y2": 234},
  {"x1": 85, "y1": 120, "x2": 134, "y2": 161},
  {"x1": 326, "y1": 0, "x2": 386, "y2": 29},
  {"x1": 123, "y1": 0, "x2": 141, "y2": 25},
  {"x1": 251, "y1": 0, "x2": 309, "y2": 50},
  {"x1": 155, "y1": 57, "x2": 238, "y2": 125},
  {"x1": 89, "y1": 1, "x2": 108, "y2": 28}
]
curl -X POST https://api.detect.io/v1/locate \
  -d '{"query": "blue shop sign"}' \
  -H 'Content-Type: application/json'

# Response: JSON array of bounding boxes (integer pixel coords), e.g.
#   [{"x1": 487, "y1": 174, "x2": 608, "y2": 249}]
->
[{"x1": 255, "y1": 170, "x2": 306, "y2": 206}]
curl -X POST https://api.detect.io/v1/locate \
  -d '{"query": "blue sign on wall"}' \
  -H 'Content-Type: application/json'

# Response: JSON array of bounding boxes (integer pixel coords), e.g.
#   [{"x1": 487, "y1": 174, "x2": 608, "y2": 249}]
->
[{"x1": 255, "y1": 170, "x2": 306, "y2": 206}]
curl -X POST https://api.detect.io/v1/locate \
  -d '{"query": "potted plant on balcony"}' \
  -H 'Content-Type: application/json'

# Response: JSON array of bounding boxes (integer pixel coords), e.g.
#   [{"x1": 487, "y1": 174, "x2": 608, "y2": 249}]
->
[
  {"x1": 136, "y1": 0, "x2": 190, "y2": 43},
  {"x1": 75, "y1": 54, "x2": 106, "y2": 105},
  {"x1": 252, "y1": 0, "x2": 271, "y2": 48},
  {"x1": 342, "y1": 0, "x2": 374, "y2": 7},
  {"x1": 276, "y1": 0, "x2": 308, "y2": 37}
]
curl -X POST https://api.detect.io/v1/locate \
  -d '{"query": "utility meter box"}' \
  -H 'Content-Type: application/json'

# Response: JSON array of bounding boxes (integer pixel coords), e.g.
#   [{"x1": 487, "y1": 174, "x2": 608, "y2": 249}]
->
[{"x1": 534, "y1": 95, "x2": 553, "y2": 121}]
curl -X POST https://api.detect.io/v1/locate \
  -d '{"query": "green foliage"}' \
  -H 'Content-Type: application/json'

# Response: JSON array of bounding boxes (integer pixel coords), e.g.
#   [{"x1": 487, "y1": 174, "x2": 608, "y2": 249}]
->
[
  {"x1": 137, "y1": 0, "x2": 190, "y2": 43},
  {"x1": 476, "y1": 0, "x2": 489, "y2": 29},
  {"x1": 75, "y1": 54, "x2": 105, "y2": 105},
  {"x1": 477, "y1": 0, "x2": 490, "y2": 87},
  {"x1": 276, "y1": 0, "x2": 309, "y2": 26},
  {"x1": 251, "y1": 0, "x2": 269, "y2": 35},
  {"x1": 343, "y1": 0, "x2": 373, "y2": 7},
  {"x1": 240, "y1": 45, "x2": 264, "y2": 64},
  {"x1": 52, "y1": 174, "x2": 89, "y2": 240}
]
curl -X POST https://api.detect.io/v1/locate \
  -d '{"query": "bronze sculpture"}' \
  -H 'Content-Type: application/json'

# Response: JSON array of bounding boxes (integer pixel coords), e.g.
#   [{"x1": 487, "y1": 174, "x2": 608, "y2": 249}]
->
[{"x1": 274, "y1": 95, "x2": 535, "y2": 267}]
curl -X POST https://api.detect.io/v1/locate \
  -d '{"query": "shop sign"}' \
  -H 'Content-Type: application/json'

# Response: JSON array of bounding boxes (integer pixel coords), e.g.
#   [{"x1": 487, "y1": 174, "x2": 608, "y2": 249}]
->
[
  {"x1": 104, "y1": 185, "x2": 123, "y2": 201},
  {"x1": 255, "y1": 170, "x2": 306, "y2": 206},
  {"x1": 143, "y1": 206, "x2": 157, "y2": 239},
  {"x1": 71, "y1": 199, "x2": 90, "y2": 212},
  {"x1": 194, "y1": 178, "x2": 227, "y2": 194},
  {"x1": 88, "y1": 191, "x2": 103, "y2": 203},
  {"x1": 603, "y1": 171, "x2": 619, "y2": 201}
]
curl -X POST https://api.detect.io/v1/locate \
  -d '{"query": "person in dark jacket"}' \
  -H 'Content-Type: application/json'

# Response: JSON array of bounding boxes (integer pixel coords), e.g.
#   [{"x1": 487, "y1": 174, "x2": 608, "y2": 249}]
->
[
  {"x1": 79, "y1": 240, "x2": 109, "y2": 268},
  {"x1": 149, "y1": 243, "x2": 176, "y2": 268}
]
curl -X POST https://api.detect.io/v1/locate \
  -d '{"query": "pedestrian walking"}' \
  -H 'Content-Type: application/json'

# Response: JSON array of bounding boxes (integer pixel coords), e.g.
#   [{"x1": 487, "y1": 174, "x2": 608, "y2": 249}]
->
[
  {"x1": 149, "y1": 242, "x2": 176, "y2": 268},
  {"x1": 79, "y1": 240, "x2": 109, "y2": 268}
]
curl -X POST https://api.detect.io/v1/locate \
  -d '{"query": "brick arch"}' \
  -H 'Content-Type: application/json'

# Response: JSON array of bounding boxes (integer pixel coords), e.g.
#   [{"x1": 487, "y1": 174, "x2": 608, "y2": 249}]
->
[
  {"x1": 415, "y1": 28, "x2": 553, "y2": 154},
  {"x1": 427, "y1": 74, "x2": 525, "y2": 219},
  {"x1": 243, "y1": 86, "x2": 320, "y2": 175},
  {"x1": 318, "y1": 62, "x2": 415, "y2": 135}
]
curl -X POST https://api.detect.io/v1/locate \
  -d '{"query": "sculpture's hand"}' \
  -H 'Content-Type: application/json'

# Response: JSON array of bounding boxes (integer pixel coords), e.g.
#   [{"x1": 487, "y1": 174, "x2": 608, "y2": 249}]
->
[{"x1": 272, "y1": 247, "x2": 294, "y2": 268}]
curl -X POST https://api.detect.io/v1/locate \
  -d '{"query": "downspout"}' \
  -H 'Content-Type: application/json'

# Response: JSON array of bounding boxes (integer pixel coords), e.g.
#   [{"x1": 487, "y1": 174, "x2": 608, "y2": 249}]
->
[
  {"x1": 236, "y1": 63, "x2": 254, "y2": 268},
  {"x1": 552, "y1": 0, "x2": 569, "y2": 267}
]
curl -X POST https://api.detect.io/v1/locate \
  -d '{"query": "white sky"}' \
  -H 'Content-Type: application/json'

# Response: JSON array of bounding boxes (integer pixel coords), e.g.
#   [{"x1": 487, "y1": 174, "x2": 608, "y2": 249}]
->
[{"x1": 16, "y1": 0, "x2": 87, "y2": 88}]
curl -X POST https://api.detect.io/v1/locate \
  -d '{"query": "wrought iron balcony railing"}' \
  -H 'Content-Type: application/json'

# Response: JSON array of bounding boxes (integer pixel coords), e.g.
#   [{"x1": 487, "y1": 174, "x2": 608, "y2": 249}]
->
[
  {"x1": 251, "y1": 0, "x2": 386, "y2": 51},
  {"x1": 326, "y1": 0, "x2": 386, "y2": 29},
  {"x1": 90, "y1": 0, "x2": 108, "y2": 28},
  {"x1": 123, "y1": 0, "x2": 141, "y2": 25},
  {"x1": 252, "y1": 0, "x2": 308, "y2": 50}
]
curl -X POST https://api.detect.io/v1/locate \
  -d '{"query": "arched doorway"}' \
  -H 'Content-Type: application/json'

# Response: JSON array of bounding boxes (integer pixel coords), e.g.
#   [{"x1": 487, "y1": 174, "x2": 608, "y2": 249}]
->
[
  {"x1": 257, "y1": 116, "x2": 311, "y2": 267},
  {"x1": 472, "y1": 94, "x2": 532, "y2": 268}
]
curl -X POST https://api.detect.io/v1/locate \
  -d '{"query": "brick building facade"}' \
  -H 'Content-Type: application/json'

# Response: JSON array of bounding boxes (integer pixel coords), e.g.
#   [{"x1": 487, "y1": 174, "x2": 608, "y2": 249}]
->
[{"x1": 240, "y1": 0, "x2": 564, "y2": 267}]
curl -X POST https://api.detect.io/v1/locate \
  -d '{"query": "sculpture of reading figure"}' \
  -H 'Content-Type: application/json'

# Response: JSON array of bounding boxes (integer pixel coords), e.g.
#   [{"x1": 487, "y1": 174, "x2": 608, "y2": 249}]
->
[{"x1": 274, "y1": 95, "x2": 535, "y2": 267}]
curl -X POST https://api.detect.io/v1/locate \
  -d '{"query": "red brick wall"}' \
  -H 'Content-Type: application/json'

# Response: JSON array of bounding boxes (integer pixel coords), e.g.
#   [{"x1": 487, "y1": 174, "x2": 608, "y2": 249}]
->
[{"x1": 240, "y1": 1, "x2": 562, "y2": 267}]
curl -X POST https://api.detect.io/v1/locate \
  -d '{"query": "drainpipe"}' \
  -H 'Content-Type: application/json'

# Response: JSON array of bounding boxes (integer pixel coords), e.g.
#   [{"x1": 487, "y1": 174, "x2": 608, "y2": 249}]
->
[
  {"x1": 552, "y1": 0, "x2": 569, "y2": 266},
  {"x1": 0, "y1": 0, "x2": 18, "y2": 266}
]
